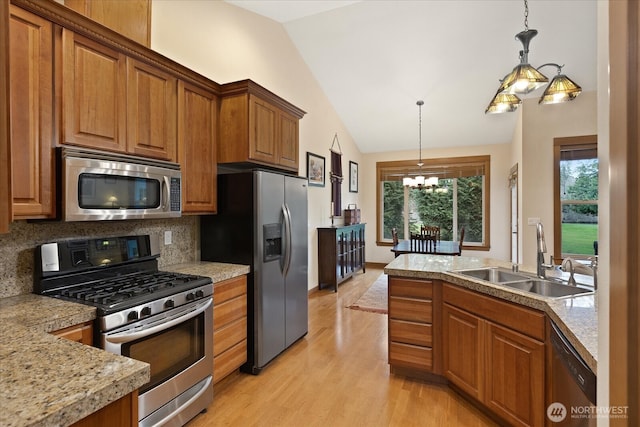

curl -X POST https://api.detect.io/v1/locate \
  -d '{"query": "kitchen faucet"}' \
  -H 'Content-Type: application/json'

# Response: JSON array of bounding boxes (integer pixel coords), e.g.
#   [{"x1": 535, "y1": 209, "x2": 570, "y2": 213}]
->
[
  {"x1": 562, "y1": 257, "x2": 598, "y2": 290},
  {"x1": 536, "y1": 222, "x2": 555, "y2": 279}
]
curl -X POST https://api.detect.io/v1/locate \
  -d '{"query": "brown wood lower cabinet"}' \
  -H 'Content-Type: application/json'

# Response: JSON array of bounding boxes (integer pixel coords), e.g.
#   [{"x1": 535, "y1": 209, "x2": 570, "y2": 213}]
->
[
  {"x1": 213, "y1": 275, "x2": 248, "y2": 383},
  {"x1": 388, "y1": 277, "x2": 441, "y2": 375},
  {"x1": 387, "y1": 277, "x2": 546, "y2": 427},
  {"x1": 70, "y1": 391, "x2": 138, "y2": 427},
  {"x1": 51, "y1": 321, "x2": 93, "y2": 345},
  {"x1": 442, "y1": 283, "x2": 545, "y2": 427}
]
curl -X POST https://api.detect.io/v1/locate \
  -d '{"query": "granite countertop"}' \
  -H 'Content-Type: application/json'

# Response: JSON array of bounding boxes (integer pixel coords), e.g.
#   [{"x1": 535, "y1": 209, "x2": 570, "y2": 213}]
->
[
  {"x1": 384, "y1": 254, "x2": 597, "y2": 372},
  {"x1": 163, "y1": 261, "x2": 250, "y2": 282},
  {"x1": 0, "y1": 294, "x2": 150, "y2": 427},
  {"x1": 0, "y1": 261, "x2": 249, "y2": 427}
]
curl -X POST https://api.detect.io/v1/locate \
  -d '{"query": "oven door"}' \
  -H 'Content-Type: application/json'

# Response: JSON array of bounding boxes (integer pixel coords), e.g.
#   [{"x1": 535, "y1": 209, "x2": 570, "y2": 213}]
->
[{"x1": 102, "y1": 298, "x2": 213, "y2": 426}]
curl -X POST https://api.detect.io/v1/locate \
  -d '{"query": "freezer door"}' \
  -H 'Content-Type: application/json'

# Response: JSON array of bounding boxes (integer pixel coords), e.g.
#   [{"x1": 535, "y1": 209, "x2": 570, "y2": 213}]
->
[
  {"x1": 284, "y1": 175, "x2": 309, "y2": 346},
  {"x1": 254, "y1": 171, "x2": 286, "y2": 369}
]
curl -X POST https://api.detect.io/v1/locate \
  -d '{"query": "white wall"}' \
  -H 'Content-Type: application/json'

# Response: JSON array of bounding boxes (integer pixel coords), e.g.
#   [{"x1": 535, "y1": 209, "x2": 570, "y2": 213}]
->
[
  {"x1": 151, "y1": 0, "x2": 363, "y2": 290},
  {"x1": 520, "y1": 91, "x2": 598, "y2": 269},
  {"x1": 362, "y1": 143, "x2": 513, "y2": 264}
]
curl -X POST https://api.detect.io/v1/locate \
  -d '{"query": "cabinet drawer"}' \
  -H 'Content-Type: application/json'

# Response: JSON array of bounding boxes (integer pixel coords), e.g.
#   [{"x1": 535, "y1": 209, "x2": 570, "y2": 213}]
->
[
  {"x1": 214, "y1": 340, "x2": 247, "y2": 383},
  {"x1": 214, "y1": 276, "x2": 247, "y2": 305},
  {"x1": 389, "y1": 296, "x2": 432, "y2": 323},
  {"x1": 389, "y1": 277, "x2": 433, "y2": 299},
  {"x1": 214, "y1": 317, "x2": 247, "y2": 357},
  {"x1": 214, "y1": 295, "x2": 247, "y2": 327},
  {"x1": 389, "y1": 342, "x2": 433, "y2": 371},
  {"x1": 389, "y1": 319, "x2": 432, "y2": 347},
  {"x1": 443, "y1": 283, "x2": 545, "y2": 341}
]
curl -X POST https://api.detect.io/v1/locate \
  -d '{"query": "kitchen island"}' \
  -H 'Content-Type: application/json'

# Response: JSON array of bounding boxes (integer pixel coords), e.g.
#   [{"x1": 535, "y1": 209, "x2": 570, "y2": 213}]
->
[
  {"x1": 384, "y1": 254, "x2": 597, "y2": 370},
  {"x1": 385, "y1": 254, "x2": 597, "y2": 427}
]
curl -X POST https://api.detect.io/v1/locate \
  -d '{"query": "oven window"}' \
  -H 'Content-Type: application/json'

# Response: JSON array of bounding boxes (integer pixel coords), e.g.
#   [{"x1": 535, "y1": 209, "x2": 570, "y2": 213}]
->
[
  {"x1": 78, "y1": 174, "x2": 161, "y2": 210},
  {"x1": 122, "y1": 314, "x2": 205, "y2": 394}
]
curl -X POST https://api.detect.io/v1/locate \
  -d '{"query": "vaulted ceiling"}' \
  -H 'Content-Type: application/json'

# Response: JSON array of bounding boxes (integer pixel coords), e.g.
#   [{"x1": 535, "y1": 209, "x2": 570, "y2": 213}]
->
[{"x1": 226, "y1": 1, "x2": 598, "y2": 153}]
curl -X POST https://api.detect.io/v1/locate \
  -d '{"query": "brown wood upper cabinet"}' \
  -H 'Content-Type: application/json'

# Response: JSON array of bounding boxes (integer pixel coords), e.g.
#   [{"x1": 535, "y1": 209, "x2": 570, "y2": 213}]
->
[
  {"x1": 64, "y1": 0, "x2": 151, "y2": 47},
  {"x1": 177, "y1": 81, "x2": 217, "y2": 214},
  {"x1": 61, "y1": 29, "x2": 177, "y2": 161},
  {"x1": 219, "y1": 80, "x2": 305, "y2": 173},
  {"x1": 1, "y1": 0, "x2": 11, "y2": 232},
  {"x1": 9, "y1": 6, "x2": 56, "y2": 219}
]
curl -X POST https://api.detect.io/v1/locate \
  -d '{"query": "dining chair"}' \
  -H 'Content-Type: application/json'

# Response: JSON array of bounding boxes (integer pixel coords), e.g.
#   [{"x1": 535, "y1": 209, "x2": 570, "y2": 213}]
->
[
  {"x1": 457, "y1": 226, "x2": 465, "y2": 256},
  {"x1": 410, "y1": 232, "x2": 436, "y2": 253},
  {"x1": 421, "y1": 225, "x2": 441, "y2": 242}
]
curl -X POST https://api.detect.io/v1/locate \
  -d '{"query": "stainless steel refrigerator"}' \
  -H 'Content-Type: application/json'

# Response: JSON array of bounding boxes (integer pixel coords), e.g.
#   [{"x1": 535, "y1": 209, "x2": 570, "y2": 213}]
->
[{"x1": 200, "y1": 170, "x2": 308, "y2": 374}]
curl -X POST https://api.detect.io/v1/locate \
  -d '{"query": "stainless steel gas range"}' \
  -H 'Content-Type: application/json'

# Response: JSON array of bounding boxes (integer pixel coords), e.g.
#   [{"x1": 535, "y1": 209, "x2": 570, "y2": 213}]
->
[{"x1": 34, "y1": 235, "x2": 213, "y2": 427}]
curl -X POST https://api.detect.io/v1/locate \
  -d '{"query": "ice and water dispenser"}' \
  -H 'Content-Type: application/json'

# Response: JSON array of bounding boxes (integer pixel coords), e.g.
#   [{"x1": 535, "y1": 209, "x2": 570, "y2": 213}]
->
[{"x1": 263, "y1": 223, "x2": 282, "y2": 262}]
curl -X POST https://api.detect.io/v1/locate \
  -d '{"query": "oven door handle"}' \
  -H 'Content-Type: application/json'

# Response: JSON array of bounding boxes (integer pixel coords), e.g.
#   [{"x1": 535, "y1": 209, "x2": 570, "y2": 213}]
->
[{"x1": 104, "y1": 298, "x2": 212, "y2": 344}]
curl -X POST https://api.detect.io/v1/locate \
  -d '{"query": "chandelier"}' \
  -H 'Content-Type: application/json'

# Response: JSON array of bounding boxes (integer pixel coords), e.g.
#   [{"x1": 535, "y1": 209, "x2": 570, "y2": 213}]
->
[
  {"x1": 403, "y1": 100, "x2": 441, "y2": 191},
  {"x1": 485, "y1": 0, "x2": 582, "y2": 114}
]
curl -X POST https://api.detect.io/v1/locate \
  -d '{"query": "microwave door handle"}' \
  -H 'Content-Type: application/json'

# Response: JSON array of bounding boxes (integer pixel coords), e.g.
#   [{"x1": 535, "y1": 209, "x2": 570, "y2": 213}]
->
[
  {"x1": 161, "y1": 177, "x2": 169, "y2": 210},
  {"x1": 104, "y1": 298, "x2": 212, "y2": 344}
]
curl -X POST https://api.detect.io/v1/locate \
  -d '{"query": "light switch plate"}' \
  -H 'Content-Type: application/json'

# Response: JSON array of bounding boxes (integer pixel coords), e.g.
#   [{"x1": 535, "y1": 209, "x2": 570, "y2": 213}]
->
[
  {"x1": 527, "y1": 217, "x2": 541, "y2": 226},
  {"x1": 164, "y1": 230, "x2": 172, "y2": 245}
]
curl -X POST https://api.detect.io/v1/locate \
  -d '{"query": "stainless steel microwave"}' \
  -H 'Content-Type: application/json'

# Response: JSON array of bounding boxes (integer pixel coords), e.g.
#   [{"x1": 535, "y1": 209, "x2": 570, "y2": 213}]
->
[{"x1": 60, "y1": 147, "x2": 181, "y2": 221}]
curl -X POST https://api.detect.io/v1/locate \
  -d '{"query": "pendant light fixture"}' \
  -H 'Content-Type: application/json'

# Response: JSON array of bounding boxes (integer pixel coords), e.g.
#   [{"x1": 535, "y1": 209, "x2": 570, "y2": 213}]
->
[
  {"x1": 403, "y1": 100, "x2": 439, "y2": 190},
  {"x1": 485, "y1": 0, "x2": 582, "y2": 114}
]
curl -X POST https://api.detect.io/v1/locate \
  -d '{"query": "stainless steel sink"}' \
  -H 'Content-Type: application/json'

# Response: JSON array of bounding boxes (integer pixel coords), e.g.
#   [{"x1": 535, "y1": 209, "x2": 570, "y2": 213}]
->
[
  {"x1": 501, "y1": 279, "x2": 593, "y2": 298},
  {"x1": 453, "y1": 267, "x2": 594, "y2": 298},
  {"x1": 454, "y1": 267, "x2": 529, "y2": 283}
]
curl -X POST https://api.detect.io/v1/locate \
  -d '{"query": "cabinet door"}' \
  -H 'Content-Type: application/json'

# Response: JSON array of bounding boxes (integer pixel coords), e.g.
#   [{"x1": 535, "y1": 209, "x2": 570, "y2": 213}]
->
[
  {"x1": 485, "y1": 322, "x2": 544, "y2": 427},
  {"x1": 9, "y1": 6, "x2": 55, "y2": 218},
  {"x1": 177, "y1": 81, "x2": 217, "y2": 213},
  {"x1": 126, "y1": 58, "x2": 176, "y2": 161},
  {"x1": 65, "y1": 0, "x2": 151, "y2": 47},
  {"x1": 278, "y1": 109, "x2": 299, "y2": 170},
  {"x1": 248, "y1": 95, "x2": 278, "y2": 164},
  {"x1": 62, "y1": 29, "x2": 127, "y2": 153},
  {"x1": 443, "y1": 302, "x2": 485, "y2": 402}
]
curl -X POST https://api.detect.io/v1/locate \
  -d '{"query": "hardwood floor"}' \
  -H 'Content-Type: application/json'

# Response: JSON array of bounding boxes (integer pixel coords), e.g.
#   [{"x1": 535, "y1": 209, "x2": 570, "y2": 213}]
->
[{"x1": 188, "y1": 267, "x2": 498, "y2": 427}]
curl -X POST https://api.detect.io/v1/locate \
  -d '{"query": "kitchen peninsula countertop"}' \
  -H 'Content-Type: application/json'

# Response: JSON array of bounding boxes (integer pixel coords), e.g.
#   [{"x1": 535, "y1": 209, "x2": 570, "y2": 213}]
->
[
  {"x1": 385, "y1": 254, "x2": 597, "y2": 372},
  {"x1": 0, "y1": 261, "x2": 249, "y2": 427}
]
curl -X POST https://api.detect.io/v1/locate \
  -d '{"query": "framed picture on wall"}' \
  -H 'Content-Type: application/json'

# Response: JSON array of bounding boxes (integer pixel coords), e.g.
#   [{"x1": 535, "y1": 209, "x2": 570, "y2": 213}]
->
[
  {"x1": 349, "y1": 161, "x2": 358, "y2": 193},
  {"x1": 307, "y1": 152, "x2": 325, "y2": 187}
]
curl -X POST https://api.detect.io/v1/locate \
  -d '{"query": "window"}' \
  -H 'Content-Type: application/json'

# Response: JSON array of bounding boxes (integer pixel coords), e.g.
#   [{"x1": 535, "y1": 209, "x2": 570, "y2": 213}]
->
[
  {"x1": 376, "y1": 155, "x2": 490, "y2": 250},
  {"x1": 553, "y1": 136, "x2": 598, "y2": 260}
]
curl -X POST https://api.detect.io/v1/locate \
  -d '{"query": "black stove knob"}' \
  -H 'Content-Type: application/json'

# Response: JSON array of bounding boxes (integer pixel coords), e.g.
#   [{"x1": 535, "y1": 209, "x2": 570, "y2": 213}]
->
[
  {"x1": 165, "y1": 299, "x2": 175, "y2": 309},
  {"x1": 186, "y1": 292, "x2": 195, "y2": 301},
  {"x1": 195, "y1": 290, "x2": 204, "y2": 298},
  {"x1": 140, "y1": 307, "x2": 152, "y2": 317},
  {"x1": 127, "y1": 311, "x2": 139, "y2": 321}
]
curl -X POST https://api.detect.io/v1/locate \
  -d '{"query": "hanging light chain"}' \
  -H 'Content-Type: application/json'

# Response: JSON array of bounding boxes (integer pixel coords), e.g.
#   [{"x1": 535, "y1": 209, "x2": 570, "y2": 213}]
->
[
  {"x1": 523, "y1": 0, "x2": 529, "y2": 30},
  {"x1": 417, "y1": 100, "x2": 424, "y2": 167}
]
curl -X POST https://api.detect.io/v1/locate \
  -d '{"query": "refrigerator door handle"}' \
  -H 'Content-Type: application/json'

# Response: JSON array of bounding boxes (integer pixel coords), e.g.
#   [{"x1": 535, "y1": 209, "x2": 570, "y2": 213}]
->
[{"x1": 282, "y1": 203, "x2": 293, "y2": 277}]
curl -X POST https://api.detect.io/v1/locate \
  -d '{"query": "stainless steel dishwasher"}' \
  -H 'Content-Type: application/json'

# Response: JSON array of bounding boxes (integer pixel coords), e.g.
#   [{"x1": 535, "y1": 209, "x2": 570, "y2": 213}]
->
[{"x1": 548, "y1": 321, "x2": 597, "y2": 426}]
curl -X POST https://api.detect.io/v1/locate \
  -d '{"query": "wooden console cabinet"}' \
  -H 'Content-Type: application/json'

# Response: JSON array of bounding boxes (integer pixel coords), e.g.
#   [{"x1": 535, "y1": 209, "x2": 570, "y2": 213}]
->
[{"x1": 317, "y1": 224, "x2": 366, "y2": 292}]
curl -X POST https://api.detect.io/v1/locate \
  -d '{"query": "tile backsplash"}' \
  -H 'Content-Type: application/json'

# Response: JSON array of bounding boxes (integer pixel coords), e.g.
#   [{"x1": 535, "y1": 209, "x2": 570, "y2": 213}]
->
[{"x1": 0, "y1": 217, "x2": 199, "y2": 298}]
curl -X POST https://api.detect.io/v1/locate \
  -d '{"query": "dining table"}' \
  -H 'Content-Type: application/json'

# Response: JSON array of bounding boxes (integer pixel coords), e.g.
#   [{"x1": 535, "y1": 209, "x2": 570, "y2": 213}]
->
[{"x1": 391, "y1": 240, "x2": 460, "y2": 257}]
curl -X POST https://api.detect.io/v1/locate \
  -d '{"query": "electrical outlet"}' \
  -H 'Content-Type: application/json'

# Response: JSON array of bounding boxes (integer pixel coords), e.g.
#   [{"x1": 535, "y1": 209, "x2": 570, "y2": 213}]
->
[
  {"x1": 164, "y1": 230, "x2": 172, "y2": 245},
  {"x1": 527, "y1": 217, "x2": 541, "y2": 226}
]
